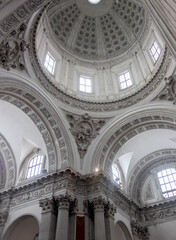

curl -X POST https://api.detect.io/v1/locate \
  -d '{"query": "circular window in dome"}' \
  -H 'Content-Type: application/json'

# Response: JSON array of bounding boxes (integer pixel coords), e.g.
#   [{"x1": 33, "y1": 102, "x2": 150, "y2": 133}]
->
[{"x1": 88, "y1": 0, "x2": 101, "y2": 4}]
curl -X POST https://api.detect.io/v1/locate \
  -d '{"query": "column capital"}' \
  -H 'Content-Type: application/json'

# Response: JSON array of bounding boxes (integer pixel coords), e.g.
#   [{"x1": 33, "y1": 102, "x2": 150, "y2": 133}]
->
[
  {"x1": 39, "y1": 198, "x2": 56, "y2": 213},
  {"x1": 105, "y1": 202, "x2": 116, "y2": 218},
  {"x1": 0, "y1": 211, "x2": 8, "y2": 226},
  {"x1": 57, "y1": 194, "x2": 72, "y2": 209},
  {"x1": 91, "y1": 197, "x2": 106, "y2": 212}
]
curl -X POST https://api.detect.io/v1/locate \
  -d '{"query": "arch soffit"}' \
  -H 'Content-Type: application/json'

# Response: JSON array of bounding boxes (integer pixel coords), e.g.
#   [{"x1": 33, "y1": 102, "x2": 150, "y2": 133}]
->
[
  {"x1": 0, "y1": 78, "x2": 74, "y2": 172},
  {"x1": 128, "y1": 149, "x2": 176, "y2": 202},
  {"x1": 3, "y1": 214, "x2": 39, "y2": 240},
  {"x1": 116, "y1": 220, "x2": 133, "y2": 240},
  {"x1": 91, "y1": 107, "x2": 176, "y2": 175},
  {"x1": 0, "y1": 134, "x2": 16, "y2": 189}
]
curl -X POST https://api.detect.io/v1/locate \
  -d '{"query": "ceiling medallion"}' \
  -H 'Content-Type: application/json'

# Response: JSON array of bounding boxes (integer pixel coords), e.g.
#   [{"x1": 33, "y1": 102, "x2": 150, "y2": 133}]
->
[{"x1": 88, "y1": 0, "x2": 101, "y2": 4}]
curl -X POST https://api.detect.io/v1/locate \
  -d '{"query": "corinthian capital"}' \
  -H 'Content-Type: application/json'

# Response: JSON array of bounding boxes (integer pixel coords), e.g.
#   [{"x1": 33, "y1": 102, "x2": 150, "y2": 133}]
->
[
  {"x1": 39, "y1": 198, "x2": 55, "y2": 213},
  {"x1": 91, "y1": 197, "x2": 107, "y2": 211}
]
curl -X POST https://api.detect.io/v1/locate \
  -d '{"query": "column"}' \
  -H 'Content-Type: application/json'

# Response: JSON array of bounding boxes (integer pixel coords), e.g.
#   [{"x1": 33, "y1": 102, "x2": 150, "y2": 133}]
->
[
  {"x1": 55, "y1": 195, "x2": 71, "y2": 240},
  {"x1": 69, "y1": 199, "x2": 77, "y2": 240},
  {"x1": 38, "y1": 198, "x2": 57, "y2": 240},
  {"x1": 0, "y1": 211, "x2": 8, "y2": 239},
  {"x1": 84, "y1": 200, "x2": 90, "y2": 240},
  {"x1": 93, "y1": 197, "x2": 106, "y2": 240},
  {"x1": 105, "y1": 203, "x2": 116, "y2": 240}
]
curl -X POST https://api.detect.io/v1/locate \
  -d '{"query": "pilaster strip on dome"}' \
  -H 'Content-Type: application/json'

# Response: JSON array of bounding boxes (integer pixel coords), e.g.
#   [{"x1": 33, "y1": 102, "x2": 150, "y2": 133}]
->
[
  {"x1": 109, "y1": 9, "x2": 135, "y2": 42},
  {"x1": 47, "y1": 0, "x2": 75, "y2": 17},
  {"x1": 96, "y1": 17, "x2": 106, "y2": 57},
  {"x1": 66, "y1": 12, "x2": 85, "y2": 49}
]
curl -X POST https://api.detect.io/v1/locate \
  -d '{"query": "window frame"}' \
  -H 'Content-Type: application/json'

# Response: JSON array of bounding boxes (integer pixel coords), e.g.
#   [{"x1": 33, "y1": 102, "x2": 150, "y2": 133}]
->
[
  {"x1": 157, "y1": 167, "x2": 176, "y2": 199},
  {"x1": 44, "y1": 51, "x2": 56, "y2": 75},
  {"x1": 26, "y1": 155, "x2": 45, "y2": 179},
  {"x1": 79, "y1": 75, "x2": 93, "y2": 94},
  {"x1": 118, "y1": 71, "x2": 133, "y2": 90},
  {"x1": 150, "y1": 40, "x2": 161, "y2": 63},
  {"x1": 112, "y1": 163, "x2": 121, "y2": 187}
]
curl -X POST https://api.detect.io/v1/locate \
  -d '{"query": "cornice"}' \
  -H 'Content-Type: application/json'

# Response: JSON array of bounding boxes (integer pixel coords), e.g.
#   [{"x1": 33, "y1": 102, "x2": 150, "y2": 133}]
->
[{"x1": 0, "y1": 167, "x2": 176, "y2": 226}]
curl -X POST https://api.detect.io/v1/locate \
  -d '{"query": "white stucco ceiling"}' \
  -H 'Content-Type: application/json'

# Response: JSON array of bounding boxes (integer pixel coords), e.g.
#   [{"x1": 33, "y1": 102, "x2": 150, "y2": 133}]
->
[{"x1": 0, "y1": 100, "x2": 47, "y2": 176}]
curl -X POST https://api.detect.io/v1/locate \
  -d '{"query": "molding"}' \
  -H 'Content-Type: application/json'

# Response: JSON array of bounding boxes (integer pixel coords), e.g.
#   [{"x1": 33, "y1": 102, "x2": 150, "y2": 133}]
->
[
  {"x1": 0, "y1": 0, "x2": 50, "y2": 42},
  {"x1": 0, "y1": 23, "x2": 27, "y2": 71},
  {"x1": 0, "y1": 83, "x2": 74, "y2": 173},
  {"x1": 0, "y1": 134, "x2": 16, "y2": 189},
  {"x1": 95, "y1": 114, "x2": 176, "y2": 175},
  {"x1": 29, "y1": 6, "x2": 172, "y2": 112},
  {"x1": 128, "y1": 149, "x2": 176, "y2": 200},
  {"x1": 128, "y1": 150, "x2": 176, "y2": 203},
  {"x1": 0, "y1": 167, "x2": 176, "y2": 226},
  {"x1": 159, "y1": 75, "x2": 176, "y2": 104}
]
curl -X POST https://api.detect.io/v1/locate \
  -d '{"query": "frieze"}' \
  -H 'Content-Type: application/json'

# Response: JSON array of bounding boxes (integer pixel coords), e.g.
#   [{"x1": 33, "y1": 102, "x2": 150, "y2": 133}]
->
[
  {"x1": 39, "y1": 198, "x2": 56, "y2": 213},
  {"x1": 0, "y1": 0, "x2": 50, "y2": 37},
  {"x1": 0, "y1": 23, "x2": 27, "y2": 70},
  {"x1": 0, "y1": 168, "x2": 176, "y2": 226},
  {"x1": 139, "y1": 199, "x2": 176, "y2": 226},
  {"x1": 67, "y1": 113, "x2": 105, "y2": 158}
]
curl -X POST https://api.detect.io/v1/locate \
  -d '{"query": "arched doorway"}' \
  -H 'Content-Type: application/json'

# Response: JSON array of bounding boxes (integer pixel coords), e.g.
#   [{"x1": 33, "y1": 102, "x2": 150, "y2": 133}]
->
[
  {"x1": 114, "y1": 221, "x2": 132, "y2": 240},
  {"x1": 3, "y1": 215, "x2": 39, "y2": 240}
]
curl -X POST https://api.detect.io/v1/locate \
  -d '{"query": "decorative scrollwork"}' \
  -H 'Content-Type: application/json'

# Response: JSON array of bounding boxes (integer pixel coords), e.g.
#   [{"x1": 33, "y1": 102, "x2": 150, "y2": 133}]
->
[
  {"x1": 67, "y1": 113, "x2": 105, "y2": 158},
  {"x1": 0, "y1": 23, "x2": 27, "y2": 70},
  {"x1": 159, "y1": 75, "x2": 176, "y2": 104}
]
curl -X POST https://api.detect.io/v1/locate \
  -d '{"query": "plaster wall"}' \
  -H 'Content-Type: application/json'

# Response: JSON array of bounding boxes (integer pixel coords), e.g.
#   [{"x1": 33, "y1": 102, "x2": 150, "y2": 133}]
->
[{"x1": 149, "y1": 219, "x2": 176, "y2": 240}]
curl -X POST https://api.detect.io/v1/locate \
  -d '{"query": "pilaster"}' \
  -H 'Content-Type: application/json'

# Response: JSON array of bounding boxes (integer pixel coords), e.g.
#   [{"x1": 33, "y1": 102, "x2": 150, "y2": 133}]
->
[
  {"x1": 105, "y1": 203, "x2": 116, "y2": 240},
  {"x1": 92, "y1": 197, "x2": 106, "y2": 240},
  {"x1": 55, "y1": 195, "x2": 71, "y2": 240},
  {"x1": 38, "y1": 198, "x2": 57, "y2": 240}
]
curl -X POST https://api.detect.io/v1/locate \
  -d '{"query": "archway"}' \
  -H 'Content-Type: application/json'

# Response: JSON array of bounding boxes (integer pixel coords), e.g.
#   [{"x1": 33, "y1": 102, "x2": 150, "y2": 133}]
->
[
  {"x1": 114, "y1": 221, "x2": 132, "y2": 240},
  {"x1": 3, "y1": 215, "x2": 39, "y2": 240}
]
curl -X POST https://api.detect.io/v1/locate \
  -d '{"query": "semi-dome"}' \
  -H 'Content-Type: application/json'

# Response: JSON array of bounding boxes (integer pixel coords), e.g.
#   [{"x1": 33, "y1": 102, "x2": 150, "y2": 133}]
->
[{"x1": 47, "y1": 0, "x2": 146, "y2": 62}]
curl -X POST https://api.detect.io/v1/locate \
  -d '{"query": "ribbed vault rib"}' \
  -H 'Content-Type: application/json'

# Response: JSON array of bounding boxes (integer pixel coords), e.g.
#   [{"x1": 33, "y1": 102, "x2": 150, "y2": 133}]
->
[
  {"x1": 109, "y1": 9, "x2": 136, "y2": 42},
  {"x1": 66, "y1": 13, "x2": 85, "y2": 48},
  {"x1": 96, "y1": 17, "x2": 106, "y2": 57}
]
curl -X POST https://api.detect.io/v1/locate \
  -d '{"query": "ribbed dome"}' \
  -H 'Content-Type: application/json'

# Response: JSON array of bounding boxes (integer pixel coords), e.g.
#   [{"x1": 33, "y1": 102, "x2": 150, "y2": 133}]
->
[{"x1": 47, "y1": 0, "x2": 146, "y2": 61}]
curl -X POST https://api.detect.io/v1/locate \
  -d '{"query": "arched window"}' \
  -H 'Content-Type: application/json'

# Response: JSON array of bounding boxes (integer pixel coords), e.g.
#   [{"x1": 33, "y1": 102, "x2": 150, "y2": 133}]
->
[
  {"x1": 112, "y1": 163, "x2": 121, "y2": 186},
  {"x1": 157, "y1": 168, "x2": 176, "y2": 198},
  {"x1": 27, "y1": 155, "x2": 44, "y2": 179}
]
